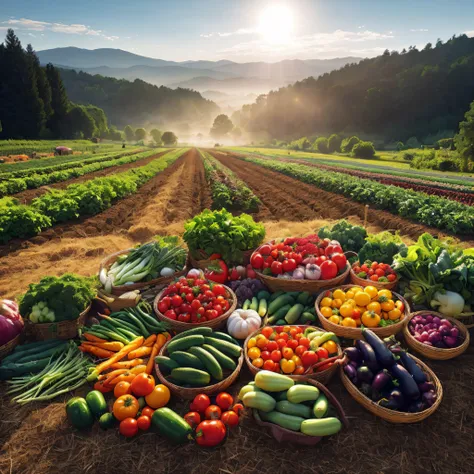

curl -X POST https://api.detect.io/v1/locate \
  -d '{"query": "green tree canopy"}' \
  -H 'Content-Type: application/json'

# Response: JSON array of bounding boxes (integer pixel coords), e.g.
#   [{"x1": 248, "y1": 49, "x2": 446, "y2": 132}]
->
[
  {"x1": 150, "y1": 128, "x2": 162, "y2": 144},
  {"x1": 454, "y1": 100, "x2": 474, "y2": 170},
  {"x1": 124, "y1": 125, "x2": 135, "y2": 141},
  {"x1": 134, "y1": 127, "x2": 147, "y2": 141},
  {"x1": 352, "y1": 141, "x2": 376, "y2": 158},
  {"x1": 328, "y1": 134, "x2": 343, "y2": 153},
  {"x1": 314, "y1": 137, "x2": 329, "y2": 153},
  {"x1": 64, "y1": 105, "x2": 96, "y2": 139},
  {"x1": 341, "y1": 136, "x2": 361, "y2": 153},
  {"x1": 210, "y1": 114, "x2": 234, "y2": 138},
  {"x1": 162, "y1": 131, "x2": 178, "y2": 145}
]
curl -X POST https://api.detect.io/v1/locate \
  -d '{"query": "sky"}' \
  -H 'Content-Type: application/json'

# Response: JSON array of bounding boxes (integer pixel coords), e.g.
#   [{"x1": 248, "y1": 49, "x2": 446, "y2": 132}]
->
[{"x1": 0, "y1": 0, "x2": 474, "y2": 62}]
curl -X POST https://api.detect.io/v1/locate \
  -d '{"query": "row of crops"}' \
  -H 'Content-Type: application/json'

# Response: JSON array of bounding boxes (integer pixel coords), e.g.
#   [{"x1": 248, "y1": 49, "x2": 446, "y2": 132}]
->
[
  {"x1": 0, "y1": 148, "x2": 152, "y2": 197},
  {"x1": 0, "y1": 140, "x2": 120, "y2": 157},
  {"x1": 200, "y1": 150, "x2": 260, "y2": 212},
  {"x1": 0, "y1": 149, "x2": 187, "y2": 243}
]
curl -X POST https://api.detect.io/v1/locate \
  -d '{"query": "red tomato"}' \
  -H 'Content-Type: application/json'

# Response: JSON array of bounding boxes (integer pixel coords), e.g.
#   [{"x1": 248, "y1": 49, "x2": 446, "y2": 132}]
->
[
  {"x1": 371, "y1": 261, "x2": 379, "y2": 269},
  {"x1": 276, "y1": 338, "x2": 287, "y2": 349},
  {"x1": 263, "y1": 359, "x2": 275, "y2": 371},
  {"x1": 216, "y1": 393, "x2": 234, "y2": 411},
  {"x1": 325, "y1": 244, "x2": 343, "y2": 257},
  {"x1": 282, "y1": 259, "x2": 297, "y2": 272},
  {"x1": 184, "y1": 411, "x2": 201, "y2": 429},
  {"x1": 301, "y1": 350, "x2": 319, "y2": 367},
  {"x1": 158, "y1": 300, "x2": 170, "y2": 313},
  {"x1": 320, "y1": 260, "x2": 338, "y2": 280},
  {"x1": 286, "y1": 339, "x2": 298, "y2": 350},
  {"x1": 171, "y1": 295, "x2": 183, "y2": 307},
  {"x1": 137, "y1": 415, "x2": 151, "y2": 431},
  {"x1": 119, "y1": 418, "x2": 138, "y2": 438},
  {"x1": 260, "y1": 244, "x2": 272, "y2": 256},
  {"x1": 316, "y1": 347, "x2": 329, "y2": 360},
  {"x1": 178, "y1": 313, "x2": 191, "y2": 323},
  {"x1": 295, "y1": 345, "x2": 307, "y2": 357},
  {"x1": 261, "y1": 351, "x2": 271, "y2": 361},
  {"x1": 299, "y1": 337, "x2": 310, "y2": 348},
  {"x1": 271, "y1": 261, "x2": 283, "y2": 275},
  {"x1": 164, "y1": 309, "x2": 177, "y2": 320},
  {"x1": 271, "y1": 350, "x2": 282, "y2": 363},
  {"x1": 141, "y1": 406, "x2": 155, "y2": 418},
  {"x1": 375, "y1": 268, "x2": 385, "y2": 277},
  {"x1": 266, "y1": 340, "x2": 278, "y2": 352},
  {"x1": 185, "y1": 293, "x2": 194, "y2": 302},
  {"x1": 314, "y1": 256, "x2": 327, "y2": 266},
  {"x1": 250, "y1": 253, "x2": 264, "y2": 269},
  {"x1": 331, "y1": 253, "x2": 347, "y2": 271},
  {"x1": 260, "y1": 326, "x2": 274, "y2": 339},
  {"x1": 279, "y1": 332, "x2": 289, "y2": 341},
  {"x1": 205, "y1": 309, "x2": 218, "y2": 320},
  {"x1": 191, "y1": 299, "x2": 201, "y2": 311},
  {"x1": 213, "y1": 304, "x2": 223, "y2": 316},
  {"x1": 212, "y1": 284, "x2": 226, "y2": 297},
  {"x1": 130, "y1": 373, "x2": 155, "y2": 397},
  {"x1": 232, "y1": 403, "x2": 244, "y2": 416},
  {"x1": 193, "y1": 394, "x2": 211, "y2": 413},
  {"x1": 205, "y1": 405, "x2": 222, "y2": 420},
  {"x1": 387, "y1": 273, "x2": 397, "y2": 282},
  {"x1": 221, "y1": 410, "x2": 239, "y2": 427},
  {"x1": 195, "y1": 420, "x2": 226, "y2": 447}
]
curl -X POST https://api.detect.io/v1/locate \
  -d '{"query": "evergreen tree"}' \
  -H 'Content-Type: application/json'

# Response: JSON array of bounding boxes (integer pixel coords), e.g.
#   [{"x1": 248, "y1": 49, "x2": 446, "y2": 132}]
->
[
  {"x1": 454, "y1": 100, "x2": 474, "y2": 170},
  {"x1": 65, "y1": 105, "x2": 97, "y2": 138},
  {"x1": 46, "y1": 63, "x2": 69, "y2": 137},
  {"x1": 84, "y1": 104, "x2": 108, "y2": 137},
  {"x1": 27, "y1": 44, "x2": 52, "y2": 123}
]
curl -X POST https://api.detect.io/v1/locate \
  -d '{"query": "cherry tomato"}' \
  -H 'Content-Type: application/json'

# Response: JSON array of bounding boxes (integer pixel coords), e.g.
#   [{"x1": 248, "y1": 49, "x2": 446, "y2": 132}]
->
[
  {"x1": 221, "y1": 410, "x2": 239, "y2": 427},
  {"x1": 266, "y1": 340, "x2": 278, "y2": 351},
  {"x1": 171, "y1": 295, "x2": 183, "y2": 307},
  {"x1": 301, "y1": 350, "x2": 319, "y2": 367},
  {"x1": 260, "y1": 326, "x2": 274, "y2": 339},
  {"x1": 141, "y1": 406, "x2": 155, "y2": 418},
  {"x1": 212, "y1": 284, "x2": 226, "y2": 297},
  {"x1": 232, "y1": 403, "x2": 244, "y2": 416},
  {"x1": 205, "y1": 404, "x2": 222, "y2": 420},
  {"x1": 137, "y1": 415, "x2": 151, "y2": 431},
  {"x1": 184, "y1": 411, "x2": 201, "y2": 429},
  {"x1": 164, "y1": 309, "x2": 177, "y2": 320},
  {"x1": 178, "y1": 313, "x2": 191, "y2": 323},
  {"x1": 193, "y1": 394, "x2": 211, "y2": 413},
  {"x1": 263, "y1": 359, "x2": 275, "y2": 371},
  {"x1": 250, "y1": 253, "x2": 264, "y2": 269},
  {"x1": 271, "y1": 261, "x2": 283, "y2": 275},
  {"x1": 205, "y1": 309, "x2": 218, "y2": 320},
  {"x1": 316, "y1": 347, "x2": 329, "y2": 360},
  {"x1": 271, "y1": 350, "x2": 282, "y2": 363},
  {"x1": 216, "y1": 392, "x2": 234, "y2": 411},
  {"x1": 119, "y1": 418, "x2": 138, "y2": 438},
  {"x1": 299, "y1": 337, "x2": 310, "y2": 348},
  {"x1": 286, "y1": 339, "x2": 298, "y2": 350}
]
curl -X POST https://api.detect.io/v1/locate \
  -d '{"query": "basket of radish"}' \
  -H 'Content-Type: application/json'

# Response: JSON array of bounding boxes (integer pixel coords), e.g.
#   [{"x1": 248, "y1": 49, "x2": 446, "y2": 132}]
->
[{"x1": 0, "y1": 300, "x2": 24, "y2": 360}]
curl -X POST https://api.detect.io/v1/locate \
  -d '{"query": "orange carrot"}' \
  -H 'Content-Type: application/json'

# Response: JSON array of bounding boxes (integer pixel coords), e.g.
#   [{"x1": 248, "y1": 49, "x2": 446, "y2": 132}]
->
[
  {"x1": 146, "y1": 333, "x2": 167, "y2": 374},
  {"x1": 80, "y1": 344, "x2": 115, "y2": 359},
  {"x1": 127, "y1": 346, "x2": 152, "y2": 360},
  {"x1": 143, "y1": 334, "x2": 157, "y2": 347},
  {"x1": 130, "y1": 364, "x2": 147, "y2": 374},
  {"x1": 98, "y1": 368, "x2": 127, "y2": 381},
  {"x1": 83, "y1": 333, "x2": 108, "y2": 343},
  {"x1": 108, "y1": 371, "x2": 137, "y2": 386},
  {"x1": 87, "y1": 336, "x2": 144, "y2": 381},
  {"x1": 83, "y1": 341, "x2": 124, "y2": 352},
  {"x1": 164, "y1": 332, "x2": 172, "y2": 341},
  {"x1": 110, "y1": 358, "x2": 144, "y2": 369}
]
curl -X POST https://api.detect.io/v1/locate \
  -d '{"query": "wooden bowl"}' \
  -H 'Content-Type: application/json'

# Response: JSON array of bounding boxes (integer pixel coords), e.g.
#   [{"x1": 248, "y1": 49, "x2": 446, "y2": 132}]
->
[
  {"x1": 188, "y1": 249, "x2": 253, "y2": 270},
  {"x1": 252, "y1": 376, "x2": 349, "y2": 445},
  {"x1": 153, "y1": 286, "x2": 237, "y2": 333},
  {"x1": 349, "y1": 263, "x2": 398, "y2": 290},
  {"x1": 403, "y1": 311, "x2": 470, "y2": 360},
  {"x1": 0, "y1": 333, "x2": 22, "y2": 360},
  {"x1": 154, "y1": 337, "x2": 244, "y2": 400},
  {"x1": 316, "y1": 285, "x2": 409, "y2": 340},
  {"x1": 243, "y1": 325, "x2": 342, "y2": 385},
  {"x1": 340, "y1": 354, "x2": 443, "y2": 423}
]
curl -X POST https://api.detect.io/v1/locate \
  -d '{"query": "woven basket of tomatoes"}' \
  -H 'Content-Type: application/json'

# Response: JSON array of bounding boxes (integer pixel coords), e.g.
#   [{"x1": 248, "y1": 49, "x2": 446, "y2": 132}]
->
[
  {"x1": 243, "y1": 325, "x2": 342, "y2": 385},
  {"x1": 249, "y1": 236, "x2": 350, "y2": 293},
  {"x1": 350, "y1": 260, "x2": 399, "y2": 290},
  {"x1": 153, "y1": 275, "x2": 237, "y2": 333},
  {"x1": 316, "y1": 285, "x2": 409, "y2": 339}
]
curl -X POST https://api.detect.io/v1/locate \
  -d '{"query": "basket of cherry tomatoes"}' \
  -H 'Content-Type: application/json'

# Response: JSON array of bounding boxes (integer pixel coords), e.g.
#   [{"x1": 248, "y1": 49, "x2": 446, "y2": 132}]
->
[{"x1": 350, "y1": 260, "x2": 399, "y2": 290}]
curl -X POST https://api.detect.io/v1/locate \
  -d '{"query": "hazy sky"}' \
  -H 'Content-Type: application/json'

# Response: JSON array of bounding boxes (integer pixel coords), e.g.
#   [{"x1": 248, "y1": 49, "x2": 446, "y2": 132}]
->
[{"x1": 1, "y1": 0, "x2": 473, "y2": 62}]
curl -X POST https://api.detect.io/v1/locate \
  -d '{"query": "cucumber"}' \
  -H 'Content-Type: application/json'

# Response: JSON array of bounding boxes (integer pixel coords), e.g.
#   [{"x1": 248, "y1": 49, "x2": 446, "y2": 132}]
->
[
  {"x1": 188, "y1": 347, "x2": 223, "y2": 381},
  {"x1": 242, "y1": 299, "x2": 251, "y2": 310},
  {"x1": 287, "y1": 385, "x2": 320, "y2": 404},
  {"x1": 203, "y1": 337, "x2": 242, "y2": 358},
  {"x1": 297, "y1": 291, "x2": 311, "y2": 305},
  {"x1": 259, "y1": 410, "x2": 304, "y2": 432},
  {"x1": 269, "y1": 290, "x2": 284, "y2": 302},
  {"x1": 313, "y1": 394, "x2": 329, "y2": 418},
  {"x1": 170, "y1": 351, "x2": 205, "y2": 370},
  {"x1": 2, "y1": 340, "x2": 64, "y2": 363},
  {"x1": 257, "y1": 290, "x2": 271, "y2": 300},
  {"x1": 170, "y1": 368, "x2": 211, "y2": 386},
  {"x1": 301, "y1": 312, "x2": 316, "y2": 323},
  {"x1": 14, "y1": 342, "x2": 69, "y2": 364},
  {"x1": 255, "y1": 371, "x2": 294, "y2": 392},
  {"x1": 257, "y1": 298, "x2": 268, "y2": 317},
  {"x1": 284, "y1": 303, "x2": 304, "y2": 324},
  {"x1": 202, "y1": 344, "x2": 236, "y2": 371},
  {"x1": 286, "y1": 292, "x2": 301, "y2": 298},
  {"x1": 166, "y1": 335, "x2": 205, "y2": 353},
  {"x1": 238, "y1": 384, "x2": 261, "y2": 399},
  {"x1": 155, "y1": 356, "x2": 180, "y2": 373},
  {"x1": 300, "y1": 418, "x2": 342, "y2": 437},
  {"x1": 250, "y1": 297, "x2": 259, "y2": 311},
  {"x1": 268, "y1": 294, "x2": 295, "y2": 315},
  {"x1": 0, "y1": 357, "x2": 51, "y2": 380},
  {"x1": 169, "y1": 326, "x2": 213, "y2": 341},
  {"x1": 242, "y1": 391, "x2": 276, "y2": 412},
  {"x1": 152, "y1": 407, "x2": 193, "y2": 444},
  {"x1": 275, "y1": 319, "x2": 287, "y2": 326},
  {"x1": 266, "y1": 304, "x2": 291, "y2": 324},
  {"x1": 273, "y1": 390, "x2": 288, "y2": 401},
  {"x1": 276, "y1": 400, "x2": 312, "y2": 418},
  {"x1": 207, "y1": 331, "x2": 240, "y2": 346}
]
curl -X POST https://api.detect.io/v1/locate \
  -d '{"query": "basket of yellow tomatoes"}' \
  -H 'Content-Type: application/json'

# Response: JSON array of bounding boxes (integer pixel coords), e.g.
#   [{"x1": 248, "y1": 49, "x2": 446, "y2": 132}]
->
[{"x1": 315, "y1": 285, "x2": 409, "y2": 339}]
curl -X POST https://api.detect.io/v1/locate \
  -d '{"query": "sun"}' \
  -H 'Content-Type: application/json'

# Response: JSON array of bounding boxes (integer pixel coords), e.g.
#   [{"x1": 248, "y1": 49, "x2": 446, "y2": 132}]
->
[{"x1": 258, "y1": 5, "x2": 294, "y2": 44}]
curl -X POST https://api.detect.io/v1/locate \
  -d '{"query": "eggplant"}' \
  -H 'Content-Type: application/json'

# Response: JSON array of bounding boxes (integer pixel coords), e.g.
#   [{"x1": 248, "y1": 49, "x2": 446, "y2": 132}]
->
[
  {"x1": 422, "y1": 390, "x2": 437, "y2": 407},
  {"x1": 362, "y1": 329, "x2": 396, "y2": 367},
  {"x1": 357, "y1": 366, "x2": 374, "y2": 384},
  {"x1": 372, "y1": 369, "x2": 392, "y2": 391},
  {"x1": 398, "y1": 351, "x2": 427, "y2": 384},
  {"x1": 418, "y1": 381, "x2": 435, "y2": 393},
  {"x1": 349, "y1": 360, "x2": 360, "y2": 368},
  {"x1": 343, "y1": 363, "x2": 357, "y2": 381},
  {"x1": 359, "y1": 382, "x2": 372, "y2": 398},
  {"x1": 344, "y1": 347, "x2": 362, "y2": 363},
  {"x1": 407, "y1": 400, "x2": 426, "y2": 413},
  {"x1": 378, "y1": 389, "x2": 405, "y2": 410},
  {"x1": 355, "y1": 340, "x2": 379, "y2": 371},
  {"x1": 390, "y1": 363, "x2": 420, "y2": 400}
]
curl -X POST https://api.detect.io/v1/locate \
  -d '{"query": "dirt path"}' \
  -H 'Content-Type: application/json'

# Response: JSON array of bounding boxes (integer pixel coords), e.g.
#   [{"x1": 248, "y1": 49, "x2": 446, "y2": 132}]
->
[
  {"x1": 210, "y1": 151, "x2": 474, "y2": 246},
  {"x1": 12, "y1": 150, "x2": 167, "y2": 204}
]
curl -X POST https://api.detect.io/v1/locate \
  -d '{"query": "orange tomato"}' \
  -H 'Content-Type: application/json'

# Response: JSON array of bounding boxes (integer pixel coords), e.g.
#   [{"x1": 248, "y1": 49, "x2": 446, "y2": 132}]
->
[
  {"x1": 247, "y1": 347, "x2": 261, "y2": 360},
  {"x1": 255, "y1": 334, "x2": 268, "y2": 349},
  {"x1": 130, "y1": 373, "x2": 155, "y2": 397},
  {"x1": 260, "y1": 326, "x2": 274, "y2": 339},
  {"x1": 367, "y1": 301, "x2": 382, "y2": 315},
  {"x1": 247, "y1": 337, "x2": 257, "y2": 348},
  {"x1": 282, "y1": 347, "x2": 294, "y2": 359},
  {"x1": 293, "y1": 366, "x2": 305, "y2": 375},
  {"x1": 341, "y1": 317, "x2": 357, "y2": 328},
  {"x1": 380, "y1": 299, "x2": 395, "y2": 312},
  {"x1": 364, "y1": 286, "x2": 379, "y2": 299},
  {"x1": 328, "y1": 315, "x2": 342, "y2": 325},
  {"x1": 282, "y1": 325, "x2": 292, "y2": 333},
  {"x1": 354, "y1": 292, "x2": 371, "y2": 307},
  {"x1": 291, "y1": 355, "x2": 302, "y2": 366},
  {"x1": 395, "y1": 300, "x2": 405, "y2": 312},
  {"x1": 280, "y1": 358, "x2": 296, "y2": 374},
  {"x1": 320, "y1": 297, "x2": 333, "y2": 307},
  {"x1": 289, "y1": 328, "x2": 298, "y2": 338},
  {"x1": 113, "y1": 395, "x2": 139, "y2": 421},
  {"x1": 339, "y1": 304, "x2": 354, "y2": 318},
  {"x1": 114, "y1": 381, "x2": 132, "y2": 398},
  {"x1": 388, "y1": 308, "x2": 402, "y2": 320},
  {"x1": 321, "y1": 340, "x2": 338, "y2": 355},
  {"x1": 333, "y1": 289, "x2": 346, "y2": 301},
  {"x1": 252, "y1": 357, "x2": 264, "y2": 368},
  {"x1": 361, "y1": 310, "x2": 381, "y2": 328},
  {"x1": 320, "y1": 306, "x2": 333, "y2": 318},
  {"x1": 378, "y1": 289, "x2": 393, "y2": 300},
  {"x1": 145, "y1": 384, "x2": 170, "y2": 409},
  {"x1": 331, "y1": 298, "x2": 343, "y2": 309}
]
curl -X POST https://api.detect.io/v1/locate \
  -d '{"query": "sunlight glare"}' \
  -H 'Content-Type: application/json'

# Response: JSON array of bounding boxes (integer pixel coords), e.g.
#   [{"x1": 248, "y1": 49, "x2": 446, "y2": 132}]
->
[{"x1": 258, "y1": 5, "x2": 294, "y2": 44}]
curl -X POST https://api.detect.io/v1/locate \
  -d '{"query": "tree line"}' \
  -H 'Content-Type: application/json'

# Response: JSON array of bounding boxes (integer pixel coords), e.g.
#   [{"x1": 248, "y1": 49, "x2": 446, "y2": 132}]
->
[{"x1": 122, "y1": 126, "x2": 178, "y2": 145}]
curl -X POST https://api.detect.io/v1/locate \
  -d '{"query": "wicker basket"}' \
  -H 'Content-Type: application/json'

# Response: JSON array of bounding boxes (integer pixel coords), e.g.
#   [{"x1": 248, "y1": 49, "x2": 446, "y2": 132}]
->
[
  {"x1": 403, "y1": 311, "x2": 470, "y2": 360},
  {"x1": 188, "y1": 249, "x2": 253, "y2": 270},
  {"x1": 0, "y1": 333, "x2": 22, "y2": 360},
  {"x1": 155, "y1": 338, "x2": 244, "y2": 399},
  {"x1": 349, "y1": 263, "x2": 398, "y2": 291},
  {"x1": 26, "y1": 304, "x2": 90, "y2": 341},
  {"x1": 153, "y1": 286, "x2": 237, "y2": 333},
  {"x1": 340, "y1": 354, "x2": 443, "y2": 423},
  {"x1": 99, "y1": 248, "x2": 188, "y2": 296},
  {"x1": 243, "y1": 326, "x2": 342, "y2": 385},
  {"x1": 252, "y1": 376, "x2": 349, "y2": 445},
  {"x1": 315, "y1": 285, "x2": 410, "y2": 339},
  {"x1": 455, "y1": 313, "x2": 474, "y2": 330}
]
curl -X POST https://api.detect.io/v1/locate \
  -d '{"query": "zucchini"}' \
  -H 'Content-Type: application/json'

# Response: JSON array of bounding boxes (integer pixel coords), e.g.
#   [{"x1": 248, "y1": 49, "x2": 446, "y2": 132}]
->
[
  {"x1": 166, "y1": 335, "x2": 205, "y2": 353},
  {"x1": 202, "y1": 344, "x2": 237, "y2": 371},
  {"x1": 2, "y1": 339, "x2": 62, "y2": 362},
  {"x1": 257, "y1": 290, "x2": 271, "y2": 300},
  {"x1": 297, "y1": 291, "x2": 311, "y2": 305},
  {"x1": 0, "y1": 357, "x2": 51, "y2": 380},
  {"x1": 238, "y1": 384, "x2": 260, "y2": 399},
  {"x1": 275, "y1": 319, "x2": 287, "y2": 326},
  {"x1": 255, "y1": 371, "x2": 294, "y2": 392},
  {"x1": 259, "y1": 410, "x2": 304, "y2": 432},
  {"x1": 313, "y1": 394, "x2": 329, "y2": 418},
  {"x1": 242, "y1": 391, "x2": 276, "y2": 412},
  {"x1": 266, "y1": 304, "x2": 291, "y2": 324},
  {"x1": 170, "y1": 368, "x2": 210, "y2": 386},
  {"x1": 155, "y1": 356, "x2": 180, "y2": 373},
  {"x1": 273, "y1": 390, "x2": 288, "y2": 401},
  {"x1": 300, "y1": 417, "x2": 342, "y2": 437},
  {"x1": 301, "y1": 312, "x2": 316, "y2": 323},
  {"x1": 188, "y1": 346, "x2": 223, "y2": 381},
  {"x1": 152, "y1": 407, "x2": 193, "y2": 444},
  {"x1": 276, "y1": 400, "x2": 312, "y2": 418},
  {"x1": 168, "y1": 326, "x2": 213, "y2": 341},
  {"x1": 14, "y1": 342, "x2": 68, "y2": 364},
  {"x1": 257, "y1": 298, "x2": 268, "y2": 317},
  {"x1": 250, "y1": 297, "x2": 259, "y2": 311},
  {"x1": 269, "y1": 290, "x2": 284, "y2": 302},
  {"x1": 170, "y1": 351, "x2": 205, "y2": 370},
  {"x1": 242, "y1": 299, "x2": 251, "y2": 310},
  {"x1": 287, "y1": 385, "x2": 320, "y2": 404},
  {"x1": 207, "y1": 331, "x2": 240, "y2": 346},
  {"x1": 268, "y1": 294, "x2": 295, "y2": 315},
  {"x1": 203, "y1": 337, "x2": 241, "y2": 358},
  {"x1": 284, "y1": 303, "x2": 304, "y2": 324}
]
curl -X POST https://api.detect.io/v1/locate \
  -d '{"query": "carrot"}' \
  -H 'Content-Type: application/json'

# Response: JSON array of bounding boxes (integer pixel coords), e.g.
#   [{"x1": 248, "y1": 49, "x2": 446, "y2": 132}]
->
[
  {"x1": 109, "y1": 358, "x2": 144, "y2": 369},
  {"x1": 164, "y1": 332, "x2": 172, "y2": 341},
  {"x1": 146, "y1": 333, "x2": 167, "y2": 374},
  {"x1": 80, "y1": 344, "x2": 115, "y2": 359},
  {"x1": 108, "y1": 371, "x2": 137, "y2": 386},
  {"x1": 98, "y1": 368, "x2": 127, "y2": 381},
  {"x1": 143, "y1": 334, "x2": 157, "y2": 347},
  {"x1": 128, "y1": 346, "x2": 152, "y2": 360},
  {"x1": 87, "y1": 336, "x2": 144, "y2": 382},
  {"x1": 83, "y1": 341, "x2": 124, "y2": 352},
  {"x1": 83, "y1": 333, "x2": 108, "y2": 343},
  {"x1": 130, "y1": 364, "x2": 147, "y2": 374}
]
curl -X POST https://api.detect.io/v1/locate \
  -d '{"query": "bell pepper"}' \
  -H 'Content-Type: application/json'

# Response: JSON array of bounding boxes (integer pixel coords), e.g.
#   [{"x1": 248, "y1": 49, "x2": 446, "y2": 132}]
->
[{"x1": 66, "y1": 397, "x2": 94, "y2": 430}]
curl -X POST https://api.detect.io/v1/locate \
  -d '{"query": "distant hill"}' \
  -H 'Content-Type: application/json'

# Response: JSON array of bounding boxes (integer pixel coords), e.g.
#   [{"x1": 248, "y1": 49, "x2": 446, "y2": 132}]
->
[{"x1": 171, "y1": 76, "x2": 283, "y2": 94}]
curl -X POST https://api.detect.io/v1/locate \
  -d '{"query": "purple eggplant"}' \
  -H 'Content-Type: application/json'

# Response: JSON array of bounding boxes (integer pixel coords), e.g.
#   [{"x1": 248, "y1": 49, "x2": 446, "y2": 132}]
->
[
  {"x1": 344, "y1": 346, "x2": 362, "y2": 363},
  {"x1": 355, "y1": 340, "x2": 379, "y2": 371},
  {"x1": 372, "y1": 369, "x2": 392, "y2": 391},
  {"x1": 398, "y1": 351, "x2": 427, "y2": 384},
  {"x1": 422, "y1": 390, "x2": 437, "y2": 407},
  {"x1": 344, "y1": 363, "x2": 357, "y2": 381},
  {"x1": 349, "y1": 360, "x2": 360, "y2": 368},
  {"x1": 407, "y1": 400, "x2": 426, "y2": 413},
  {"x1": 359, "y1": 383, "x2": 372, "y2": 398},
  {"x1": 390, "y1": 363, "x2": 421, "y2": 400},
  {"x1": 418, "y1": 381, "x2": 435, "y2": 393},
  {"x1": 357, "y1": 366, "x2": 374, "y2": 384},
  {"x1": 378, "y1": 389, "x2": 405, "y2": 410},
  {"x1": 363, "y1": 329, "x2": 395, "y2": 367}
]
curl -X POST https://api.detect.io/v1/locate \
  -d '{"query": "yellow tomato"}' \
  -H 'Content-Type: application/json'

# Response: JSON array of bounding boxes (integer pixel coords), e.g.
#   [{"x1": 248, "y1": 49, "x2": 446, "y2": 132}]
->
[
  {"x1": 252, "y1": 357, "x2": 264, "y2": 368},
  {"x1": 321, "y1": 297, "x2": 333, "y2": 307},
  {"x1": 247, "y1": 347, "x2": 261, "y2": 360},
  {"x1": 328, "y1": 315, "x2": 342, "y2": 325},
  {"x1": 332, "y1": 298, "x2": 343, "y2": 309},
  {"x1": 280, "y1": 358, "x2": 296, "y2": 374},
  {"x1": 361, "y1": 310, "x2": 381, "y2": 327},
  {"x1": 341, "y1": 317, "x2": 357, "y2": 328},
  {"x1": 291, "y1": 355, "x2": 302, "y2": 366},
  {"x1": 378, "y1": 289, "x2": 393, "y2": 300},
  {"x1": 320, "y1": 306, "x2": 333, "y2": 318},
  {"x1": 339, "y1": 304, "x2": 354, "y2": 318},
  {"x1": 388, "y1": 308, "x2": 402, "y2": 321},
  {"x1": 367, "y1": 301, "x2": 382, "y2": 315},
  {"x1": 356, "y1": 306, "x2": 366, "y2": 314},
  {"x1": 382, "y1": 311, "x2": 389, "y2": 320},
  {"x1": 282, "y1": 325, "x2": 291, "y2": 333},
  {"x1": 333, "y1": 289, "x2": 346, "y2": 301},
  {"x1": 364, "y1": 286, "x2": 379, "y2": 299},
  {"x1": 352, "y1": 286, "x2": 364, "y2": 294},
  {"x1": 345, "y1": 298, "x2": 356, "y2": 307},
  {"x1": 247, "y1": 337, "x2": 257, "y2": 348},
  {"x1": 381, "y1": 299, "x2": 395, "y2": 312},
  {"x1": 395, "y1": 300, "x2": 405, "y2": 312},
  {"x1": 322, "y1": 340, "x2": 338, "y2": 355},
  {"x1": 145, "y1": 384, "x2": 170, "y2": 409},
  {"x1": 354, "y1": 291, "x2": 371, "y2": 307},
  {"x1": 345, "y1": 290, "x2": 355, "y2": 299},
  {"x1": 256, "y1": 334, "x2": 268, "y2": 348}
]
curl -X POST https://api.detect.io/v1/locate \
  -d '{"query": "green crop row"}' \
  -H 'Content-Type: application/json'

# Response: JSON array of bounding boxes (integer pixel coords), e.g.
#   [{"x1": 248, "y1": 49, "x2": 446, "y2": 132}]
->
[
  {"x1": 0, "y1": 148, "x2": 187, "y2": 243},
  {"x1": 0, "y1": 140, "x2": 119, "y2": 157},
  {"x1": 241, "y1": 155, "x2": 474, "y2": 235}
]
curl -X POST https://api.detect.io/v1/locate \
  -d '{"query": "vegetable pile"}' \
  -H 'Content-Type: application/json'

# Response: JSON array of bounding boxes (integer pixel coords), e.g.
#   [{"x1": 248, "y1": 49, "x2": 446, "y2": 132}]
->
[
  {"x1": 319, "y1": 286, "x2": 405, "y2": 328},
  {"x1": 352, "y1": 260, "x2": 397, "y2": 283},
  {"x1": 343, "y1": 329, "x2": 438, "y2": 413},
  {"x1": 358, "y1": 231, "x2": 407, "y2": 265},
  {"x1": 227, "y1": 278, "x2": 268, "y2": 307},
  {"x1": 240, "y1": 371, "x2": 343, "y2": 437},
  {"x1": 250, "y1": 236, "x2": 347, "y2": 280},
  {"x1": 265, "y1": 290, "x2": 317, "y2": 325},
  {"x1": 408, "y1": 314, "x2": 464, "y2": 348},
  {"x1": 318, "y1": 220, "x2": 367, "y2": 253},
  {"x1": 0, "y1": 299, "x2": 23, "y2": 346}
]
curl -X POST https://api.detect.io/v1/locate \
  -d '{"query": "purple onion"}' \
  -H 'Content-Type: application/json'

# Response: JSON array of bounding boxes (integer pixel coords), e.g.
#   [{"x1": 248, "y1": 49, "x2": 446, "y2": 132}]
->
[
  {"x1": 412, "y1": 316, "x2": 423, "y2": 325},
  {"x1": 432, "y1": 317, "x2": 441, "y2": 326},
  {"x1": 420, "y1": 318, "x2": 427, "y2": 325},
  {"x1": 425, "y1": 315, "x2": 433, "y2": 323},
  {"x1": 433, "y1": 341, "x2": 446, "y2": 348},
  {"x1": 428, "y1": 332, "x2": 441, "y2": 344},
  {"x1": 443, "y1": 336, "x2": 458, "y2": 348},
  {"x1": 450, "y1": 327, "x2": 460, "y2": 339},
  {"x1": 409, "y1": 326, "x2": 415, "y2": 335},
  {"x1": 439, "y1": 325, "x2": 451, "y2": 337},
  {"x1": 423, "y1": 341, "x2": 433, "y2": 346},
  {"x1": 420, "y1": 331, "x2": 429, "y2": 342},
  {"x1": 440, "y1": 319, "x2": 452, "y2": 329}
]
